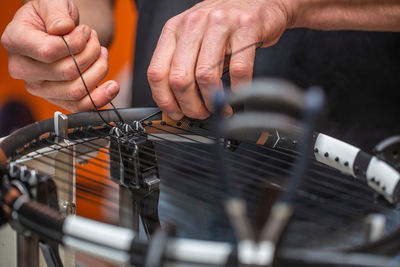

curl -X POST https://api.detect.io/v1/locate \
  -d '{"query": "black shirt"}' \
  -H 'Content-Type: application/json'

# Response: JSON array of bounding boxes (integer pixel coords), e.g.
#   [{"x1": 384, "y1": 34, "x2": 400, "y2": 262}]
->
[
  {"x1": 132, "y1": 0, "x2": 201, "y2": 107},
  {"x1": 132, "y1": 0, "x2": 400, "y2": 151}
]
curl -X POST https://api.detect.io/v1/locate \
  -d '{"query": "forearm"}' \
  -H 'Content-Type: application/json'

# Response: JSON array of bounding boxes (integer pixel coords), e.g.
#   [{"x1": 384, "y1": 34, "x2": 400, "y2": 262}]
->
[
  {"x1": 289, "y1": 0, "x2": 400, "y2": 31},
  {"x1": 24, "y1": 0, "x2": 115, "y2": 46}
]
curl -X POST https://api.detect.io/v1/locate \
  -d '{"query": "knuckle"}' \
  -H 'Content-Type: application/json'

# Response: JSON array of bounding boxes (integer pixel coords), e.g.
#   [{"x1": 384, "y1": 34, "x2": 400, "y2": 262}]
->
[
  {"x1": 238, "y1": 13, "x2": 257, "y2": 28},
  {"x1": 8, "y1": 60, "x2": 22, "y2": 79},
  {"x1": 25, "y1": 82, "x2": 40, "y2": 96},
  {"x1": 38, "y1": 43, "x2": 58, "y2": 63},
  {"x1": 92, "y1": 38, "x2": 101, "y2": 55},
  {"x1": 196, "y1": 66, "x2": 219, "y2": 85},
  {"x1": 163, "y1": 18, "x2": 178, "y2": 33},
  {"x1": 230, "y1": 62, "x2": 251, "y2": 79},
  {"x1": 208, "y1": 9, "x2": 227, "y2": 25},
  {"x1": 85, "y1": 33, "x2": 101, "y2": 58},
  {"x1": 169, "y1": 70, "x2": 190, "y2": 91},
  {"x1": 1, "y1": 23, "x2": 18, "y2": 50},
  {"x1": 1, "y1": 31, "x2": 11, "y2": 50},
  {"x1": 147, "y1": 65, "x2": 168, "y2": 84},
  {"x1": 182, "y1": 11, "x2": 203, "y2": 27},
  {"x1": 67, "y1": 86, "x2": 87, "y2": 101},
  {"x1": 61, "y1": 62, "x2": 79, "y2": 80},
  {"x1": 98, "y1": 59, "x2": 109, "y2": 76},
  {"x1": 152, "y1": 95, "x2": 174, "y2": 112},
  {"x1": 75, "y1": 30, "x2": 92, "y2": 51}
]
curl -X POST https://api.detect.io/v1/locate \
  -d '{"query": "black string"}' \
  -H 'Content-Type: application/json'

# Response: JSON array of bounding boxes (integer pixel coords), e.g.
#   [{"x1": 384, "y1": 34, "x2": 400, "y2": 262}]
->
[
  {"x1": 40, "y1": 126, "x2": 383, "y2": 214},
  {"x1": 17, "y1": 126, "x2": 394, "y2": 249},
  {"x1": 39, "y1": 118, "x2": 376, "y2": 212},
  {"x1": 109, "y1": 101, "x2": 125, "y2": 124},
  {"x1": 65, "y1": 137, "x2": 382, "y2": 238},
  {"x1": 73, "y1": 123, "x2": 376, "y2": 207},
  {"x1": 61, "y1": 36, "x2": 124, "y2": 127},
  {"x1": 161, "y1": 121, "x2": 375, "y2": 193}
]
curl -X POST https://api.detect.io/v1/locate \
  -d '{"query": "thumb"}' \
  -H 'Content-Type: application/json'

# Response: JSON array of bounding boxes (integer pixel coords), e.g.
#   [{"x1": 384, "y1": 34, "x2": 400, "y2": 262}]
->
[{"x1": 36, "y1": 0, "x2": 79, "y2": 35}]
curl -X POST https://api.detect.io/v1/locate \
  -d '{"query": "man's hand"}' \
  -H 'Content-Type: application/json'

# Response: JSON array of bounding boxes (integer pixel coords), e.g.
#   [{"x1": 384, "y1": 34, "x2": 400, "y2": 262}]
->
[
  {"x1": 147, "y1": 0, "x2": 291, "y2": 120},
  {"x1": 1, "y1": 0, "x2": 119, "y2": 112}
]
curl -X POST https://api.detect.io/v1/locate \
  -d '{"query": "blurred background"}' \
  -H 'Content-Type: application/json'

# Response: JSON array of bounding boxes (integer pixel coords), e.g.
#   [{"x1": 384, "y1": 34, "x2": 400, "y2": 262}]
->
[{"x1": 0, "y1": 0, "x2": 137, "y2": 137}]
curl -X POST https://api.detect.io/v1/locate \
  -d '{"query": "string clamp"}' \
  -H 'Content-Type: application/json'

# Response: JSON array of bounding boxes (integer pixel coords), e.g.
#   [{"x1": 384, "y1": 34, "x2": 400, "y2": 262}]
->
[
  {"x1": 109, "y1": 126, "x2": 160, "y2": 193},
  {"x1": 54, "y1": 111, "x2": 75, "y2": 146},
  {"x1": 109, "y1": 126, "x2": 123, "y2": 137},
  {"x1": 131, "y1": 121, "x2": 146, "y2": 133},
  {"x1": 122, "y1": 123, "x2": 134, "y2": 134}
]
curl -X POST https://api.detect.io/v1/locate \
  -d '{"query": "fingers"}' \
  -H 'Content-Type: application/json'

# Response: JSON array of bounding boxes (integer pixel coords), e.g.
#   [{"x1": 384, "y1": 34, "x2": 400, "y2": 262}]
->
[
  {"x1": 1, "y1": 1, "x2": 86, "y2": 63},
  {"x1": 147, "y1": 2, "x2": 282, "y2": 120},
  {"x1": 169, "y1": 11, "x2": 210, "y2": 119},
  {"x1": 149, "y1": 9, "x2": 258, "y2": 120},
  {"x1": 46, "y1": 80, "x2": 120, "y2": 112},
  {"x1": 36, "y1": 0, "x2": 78, "y2": 35},
  {"x1": 1, "y1": 0, "x2": 115, "y2": 113},
  {"x1": 196, "y1": 10, "x2": 231, "y2": 112},
  {"x1": 8, "y1": 30, "x2": 101, "y2": 81},
  {"x1": 26, "y1": 47, "x2": 109, "y2": 100},
  {"x1": 148, "y1": 20, "x2": 183, "y2": 120},
  {"x1": 8, "y1": 24, "x2": 91, "y2": 63},
  {"x1": 229, "y1": 16, "x2": 258, "y2": 91}
]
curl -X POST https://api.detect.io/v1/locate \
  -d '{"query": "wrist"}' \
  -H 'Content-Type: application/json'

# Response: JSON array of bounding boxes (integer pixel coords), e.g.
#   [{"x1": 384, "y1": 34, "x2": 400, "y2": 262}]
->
[
  {"x1": 281, "y1": 0, "x2": 314, "y2": 29},
  {"x1": 274, "y1": 0, "x2": 300, "y2": 29}
]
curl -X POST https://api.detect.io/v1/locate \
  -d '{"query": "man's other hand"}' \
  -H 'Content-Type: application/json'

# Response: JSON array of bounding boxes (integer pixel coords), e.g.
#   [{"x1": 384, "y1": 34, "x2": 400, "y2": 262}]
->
[{"x1": 148, "y1": 0, "x2": 291, "y2": 120}]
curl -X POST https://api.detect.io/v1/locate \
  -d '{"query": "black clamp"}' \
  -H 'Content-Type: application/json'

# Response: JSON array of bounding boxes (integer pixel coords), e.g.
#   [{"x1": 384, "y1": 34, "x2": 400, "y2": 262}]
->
[
  {"x1": 109, "y1": 121, "x2": 160, "y2": 193},
  {"x1": 109, "y1": 121, "x2": 161, "y2": 235}
]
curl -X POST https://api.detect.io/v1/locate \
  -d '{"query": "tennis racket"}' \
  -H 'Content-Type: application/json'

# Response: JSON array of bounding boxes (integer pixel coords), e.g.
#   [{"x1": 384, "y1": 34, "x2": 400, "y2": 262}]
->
[{"x1": 1, "y1": 79, "x2": 400, "y2": 267}]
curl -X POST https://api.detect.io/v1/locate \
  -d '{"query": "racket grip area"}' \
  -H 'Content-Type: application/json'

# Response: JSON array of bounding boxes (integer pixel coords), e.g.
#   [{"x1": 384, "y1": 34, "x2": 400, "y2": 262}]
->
[{"x1": 313, "y1": 133, "x2": 400, "y2": 204}]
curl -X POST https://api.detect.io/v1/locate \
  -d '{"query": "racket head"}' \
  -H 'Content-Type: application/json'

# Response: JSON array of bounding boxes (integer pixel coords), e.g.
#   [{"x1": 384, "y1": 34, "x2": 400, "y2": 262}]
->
[{"x1": 1, "y1": 107, "x2": 400, "y2": 266}]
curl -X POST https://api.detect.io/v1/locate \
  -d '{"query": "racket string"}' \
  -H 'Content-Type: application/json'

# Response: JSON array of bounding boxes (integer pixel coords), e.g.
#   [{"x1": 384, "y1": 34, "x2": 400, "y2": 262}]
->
[
  {"x1": 69, "y1": 126, "x2": 368, "y2": 202},
  {"x1": 21, "y1": 127, "x2": 382, "y2": 222},
  {"x1": 47, "y1": 124, "x2": 378, "y2": 208},
  {"x1": 17, "y1": 131, "x2": 389, "y2": 248}
]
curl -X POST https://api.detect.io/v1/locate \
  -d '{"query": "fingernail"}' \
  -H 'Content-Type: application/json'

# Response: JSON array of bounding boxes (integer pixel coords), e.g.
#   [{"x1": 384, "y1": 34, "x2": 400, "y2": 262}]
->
[
  {"x1": 106, "y1": 82, "x2": 118, "y2": 97},
  {"x1": 82, "y1": 25, "x2": 91, "y2": 38},
  {"x1": 53, "y1": 19, "x2": 67, "y2": 29},
  {"x1": 101, "y1": 47, "x2": 109, "y2": 59},
  {"x1": 91, "y1": 29, "x2": 98, "y2": 38},
  {"x1": 49, "y1": 18, "x2": 74, "y2": 35}
]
